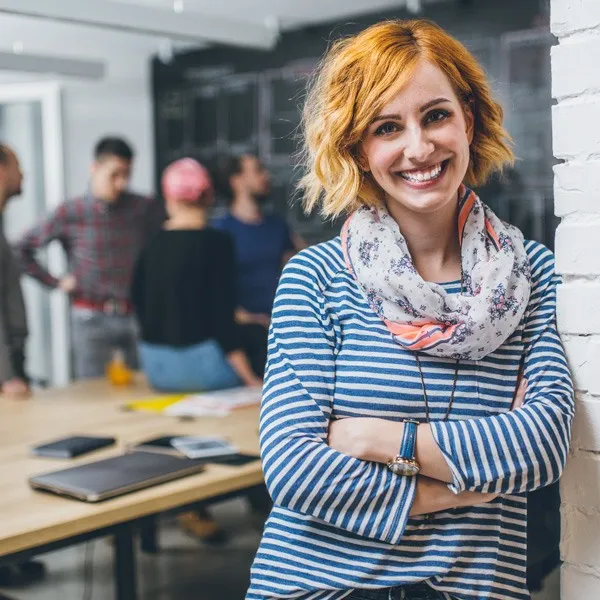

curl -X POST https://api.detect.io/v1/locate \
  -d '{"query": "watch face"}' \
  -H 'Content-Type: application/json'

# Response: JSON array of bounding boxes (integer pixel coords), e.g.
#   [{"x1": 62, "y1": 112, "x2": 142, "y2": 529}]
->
[{"x1": 389, "y1": 460, "x2": 420, "y2": 477}]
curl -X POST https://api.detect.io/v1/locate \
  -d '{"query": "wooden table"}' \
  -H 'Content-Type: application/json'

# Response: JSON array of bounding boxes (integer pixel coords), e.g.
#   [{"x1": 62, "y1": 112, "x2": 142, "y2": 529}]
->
[{"x1": 0, "y1": 378, "x2": 263, "y2": 599}]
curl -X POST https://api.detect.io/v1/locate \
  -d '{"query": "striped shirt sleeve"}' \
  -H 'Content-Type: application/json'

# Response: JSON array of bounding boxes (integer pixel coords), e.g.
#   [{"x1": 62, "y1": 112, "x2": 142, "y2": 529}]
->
[
  {"x1": 430, "y1": 245, "x2": 574, "y2": 495},
  {"x1": 260, "y1": 252, "x2": 416, "y2": 545}
]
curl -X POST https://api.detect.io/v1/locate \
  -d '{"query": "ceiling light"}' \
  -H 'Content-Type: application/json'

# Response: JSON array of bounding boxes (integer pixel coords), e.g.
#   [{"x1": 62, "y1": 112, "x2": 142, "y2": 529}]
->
[
  {"x1": 0, "y1": 51, "x2": 105, "y2": 79},
  {"x1": 406, "y1": 0, "x2": 422, "y2": 14},
  {"x1": 158, "y1": 38, "x2": 174, "y2": 64}
]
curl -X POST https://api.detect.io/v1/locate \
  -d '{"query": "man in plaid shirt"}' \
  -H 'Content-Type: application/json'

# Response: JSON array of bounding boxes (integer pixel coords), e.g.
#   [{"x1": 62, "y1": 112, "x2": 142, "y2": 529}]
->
[{"x1": 14, "y1": 137, "x2": 163, "y2": 379}]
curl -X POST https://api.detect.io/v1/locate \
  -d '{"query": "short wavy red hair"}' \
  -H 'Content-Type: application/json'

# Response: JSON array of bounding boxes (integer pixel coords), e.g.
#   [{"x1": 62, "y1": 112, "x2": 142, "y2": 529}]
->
[{"x1": 299, "y1": 19, "x2": 514, "y2": 218}]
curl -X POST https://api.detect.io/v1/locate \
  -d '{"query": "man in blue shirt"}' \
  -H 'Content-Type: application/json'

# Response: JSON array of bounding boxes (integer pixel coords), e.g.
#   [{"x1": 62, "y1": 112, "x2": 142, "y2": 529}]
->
[
  {"x1": 215, "y1": 154, "x2": 305, "y2": 337},
  {"x1": 191, "y1": 155, "x2": 304, "y2": 540}
]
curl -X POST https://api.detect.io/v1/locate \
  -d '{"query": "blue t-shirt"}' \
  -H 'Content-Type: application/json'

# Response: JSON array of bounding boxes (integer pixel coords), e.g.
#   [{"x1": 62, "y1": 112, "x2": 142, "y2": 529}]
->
[{"x1": 213, "y1": 213, "x2": 294, "y2": 315}]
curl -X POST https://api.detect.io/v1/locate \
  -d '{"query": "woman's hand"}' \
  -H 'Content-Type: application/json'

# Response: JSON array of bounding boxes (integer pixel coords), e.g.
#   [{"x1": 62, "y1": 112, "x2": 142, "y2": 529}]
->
[
  {"x1": 512, "y1": 377, "x2": 527, "y2": 410},
  {"x1": 410, "y1": 476, "x2": 498, "y2": 516},
  {"x1": 328, "y1": 417, "x2": 399, "y2": 462},
  {"x1": 227, "y1": 349, "x2": 263, "y2": 388},
  {"x1": 328, "y1": 376, "x2": 528, "y2": 463},
  {"x1": 245, "y1": 377, "x2": 263, "y2": 388},
  {"x1": 329, "y1": 425, "x2": 499, "y2": 516},
  {"x1": 235, "y1": 307, "x2": 270, "y2": 329}
]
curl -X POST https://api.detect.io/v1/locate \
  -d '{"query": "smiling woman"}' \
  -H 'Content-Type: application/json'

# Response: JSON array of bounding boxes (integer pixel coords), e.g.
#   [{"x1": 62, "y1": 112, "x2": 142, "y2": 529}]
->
[
  {"x1": 246, "y1": 19, "x2": 573, "y2": 600},
  {"x1": 299, "y1": 19, "x2": 513, "y2": 220}
]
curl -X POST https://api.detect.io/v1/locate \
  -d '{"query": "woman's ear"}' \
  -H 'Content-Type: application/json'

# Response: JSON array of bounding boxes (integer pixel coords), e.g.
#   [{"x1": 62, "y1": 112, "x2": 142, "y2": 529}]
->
[
  {"x1": 356, "y1": 144, "x2": 371, "y2": 173},
  {"x1": 464, "y1": 102, "x2": 475, "y2": 144}
]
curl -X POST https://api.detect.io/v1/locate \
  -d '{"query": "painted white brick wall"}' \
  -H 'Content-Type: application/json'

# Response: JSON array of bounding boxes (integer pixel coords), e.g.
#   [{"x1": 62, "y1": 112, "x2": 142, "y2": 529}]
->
[
  {"x1": 552, "y1": 0, "x2": 600, "y2": 37},
  {"x1": 553, "y1": 102, "x2": 600, "y2": 158},
  {"x1": 556, "y1": 283, "x2": 600, "y2": 334},
  {"x1": 551, "y1": 0, "x2": 600, "y2": 597},
  {"x1": 561, "y1": 565, "x2": 600, "y2": 598},
  {"x1": 554, "y1": 162, "x2": 600, "y2": 217},
  {"x1": 555, "y1": 221, "x2": 600, "y2": 275}
]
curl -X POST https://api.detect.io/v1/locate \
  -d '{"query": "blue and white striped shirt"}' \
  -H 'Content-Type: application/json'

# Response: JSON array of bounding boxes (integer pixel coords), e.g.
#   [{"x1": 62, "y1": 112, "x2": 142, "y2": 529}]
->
[{"x1": 247, "y1": 237, "x2": 573, "y2": 600}]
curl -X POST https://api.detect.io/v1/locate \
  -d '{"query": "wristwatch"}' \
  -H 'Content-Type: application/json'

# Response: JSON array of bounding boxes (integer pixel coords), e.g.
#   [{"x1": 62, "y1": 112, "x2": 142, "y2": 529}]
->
[{"x1": 387, "y1": 419, "x2": 420, "y2": 476}]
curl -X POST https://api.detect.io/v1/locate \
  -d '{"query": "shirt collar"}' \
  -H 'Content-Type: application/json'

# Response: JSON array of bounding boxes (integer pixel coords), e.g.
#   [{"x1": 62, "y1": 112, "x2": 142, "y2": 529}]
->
[{"x1": 88, "y1": 190, "x2": 129, "y2": 211}]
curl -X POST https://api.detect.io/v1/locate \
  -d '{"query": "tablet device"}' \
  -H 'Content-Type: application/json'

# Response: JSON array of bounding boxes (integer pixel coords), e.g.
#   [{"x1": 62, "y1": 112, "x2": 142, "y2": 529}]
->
[
  {"x1": 129, "y1": 435, "x2": 182, "y2": 457},
  {"x1": 32, "y1": 435, "x2": 116, "y2": 459},
  {"x1": 29, "y1": 451, "x2": 206, "y2": 502}
]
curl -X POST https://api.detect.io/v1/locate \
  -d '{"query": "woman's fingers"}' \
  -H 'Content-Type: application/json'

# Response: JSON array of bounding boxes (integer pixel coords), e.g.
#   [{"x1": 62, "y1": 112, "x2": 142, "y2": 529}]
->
[
  {"x1": 511, "y1": 378, "x2": 527, "y2": 410},
  {"x1": 455, "y1": 490, "x2": 499, "y2": 509}
]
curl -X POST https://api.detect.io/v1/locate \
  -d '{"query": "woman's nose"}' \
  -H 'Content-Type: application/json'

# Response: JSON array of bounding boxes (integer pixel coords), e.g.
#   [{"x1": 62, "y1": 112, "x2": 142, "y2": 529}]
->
[{"x1": 403, "y1": 126, "x2": 435, "y2": 164}]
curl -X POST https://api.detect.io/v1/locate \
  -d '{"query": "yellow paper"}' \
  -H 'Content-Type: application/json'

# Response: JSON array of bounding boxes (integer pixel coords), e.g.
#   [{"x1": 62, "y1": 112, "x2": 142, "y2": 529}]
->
[{"x1": 122, "y1": 394, "x2": 186, "y2": 413}]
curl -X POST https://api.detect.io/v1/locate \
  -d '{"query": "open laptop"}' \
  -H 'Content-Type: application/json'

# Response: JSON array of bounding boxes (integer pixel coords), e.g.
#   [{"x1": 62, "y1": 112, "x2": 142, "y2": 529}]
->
[{"x1": 29, "y1": 451, "x2": 207, "y2": 502}]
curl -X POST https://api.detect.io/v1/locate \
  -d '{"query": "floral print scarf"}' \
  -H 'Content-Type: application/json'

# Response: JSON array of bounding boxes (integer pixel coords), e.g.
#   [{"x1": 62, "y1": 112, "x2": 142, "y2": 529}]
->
[{"x1": 341, "y1": 185, "x2": 532, "y2": 361}]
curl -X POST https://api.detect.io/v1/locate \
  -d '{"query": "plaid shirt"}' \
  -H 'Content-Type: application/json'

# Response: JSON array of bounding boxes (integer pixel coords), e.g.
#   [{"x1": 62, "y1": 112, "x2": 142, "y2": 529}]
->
[{"x1": 14, "y1": 192, "x2": 163, "y2": 303}]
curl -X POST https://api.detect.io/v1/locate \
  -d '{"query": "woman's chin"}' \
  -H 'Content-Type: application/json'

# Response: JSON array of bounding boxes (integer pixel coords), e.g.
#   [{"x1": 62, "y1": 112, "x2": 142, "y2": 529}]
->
[{"x1": 386, "y1": 188, "x2": 458, "y2": 216}]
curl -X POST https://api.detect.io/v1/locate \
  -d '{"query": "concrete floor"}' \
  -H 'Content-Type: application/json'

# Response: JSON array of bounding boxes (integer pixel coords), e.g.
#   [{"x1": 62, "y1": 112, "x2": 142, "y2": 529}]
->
[{"x1": 1, "y1": 498, "x2": 560, "y2": 600}]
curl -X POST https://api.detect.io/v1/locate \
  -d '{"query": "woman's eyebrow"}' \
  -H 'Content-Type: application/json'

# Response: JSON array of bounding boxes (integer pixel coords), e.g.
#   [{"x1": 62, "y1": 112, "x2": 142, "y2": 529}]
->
[
  {"x1": 370, "y1": 113, "x2": 402, "y2": 124},
  {"x1": 419, "y1": 97, "x2": 451, "y2": 112},
  {"x1": 370, "y1": 97, "x2": 452, "y2": 126}
]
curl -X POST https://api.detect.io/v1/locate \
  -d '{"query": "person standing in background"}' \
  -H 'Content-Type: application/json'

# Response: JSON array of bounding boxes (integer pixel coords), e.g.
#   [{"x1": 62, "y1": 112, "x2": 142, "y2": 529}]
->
[
  {"x1": 0, "y1": 143, "x2": 48, "y2": 589},
  {"x1": 0, "y1": 144, "x2": 29, "y2": 399},
  {"x1": 215, "y1": 154, "x2": 306, "y2": 375},
  {"x1": 14, "y1": 137, "x2": 162, "y2": 379}
]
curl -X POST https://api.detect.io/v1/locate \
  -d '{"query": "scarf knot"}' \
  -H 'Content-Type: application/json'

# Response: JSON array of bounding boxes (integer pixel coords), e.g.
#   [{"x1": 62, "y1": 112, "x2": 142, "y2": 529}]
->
[{"x1": 341, "y1": 186, "x2": 531, "y2": 360}]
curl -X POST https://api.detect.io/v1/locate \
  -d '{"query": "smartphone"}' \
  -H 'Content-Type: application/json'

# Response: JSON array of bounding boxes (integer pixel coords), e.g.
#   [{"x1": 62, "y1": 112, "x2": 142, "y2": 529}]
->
[{"x1": 171, "y1": 436, "x2": 238, "y2": 459}]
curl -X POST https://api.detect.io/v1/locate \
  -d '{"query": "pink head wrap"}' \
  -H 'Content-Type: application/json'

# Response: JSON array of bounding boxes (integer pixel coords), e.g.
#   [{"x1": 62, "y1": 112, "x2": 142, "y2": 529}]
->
[{"x1": 161, "y1": 158, "x2": 213, "y2": 203}]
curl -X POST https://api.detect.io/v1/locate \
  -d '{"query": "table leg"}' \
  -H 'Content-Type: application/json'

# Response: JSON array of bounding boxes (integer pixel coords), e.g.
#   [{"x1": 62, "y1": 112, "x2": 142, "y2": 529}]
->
[
  {"x1": 139, "y1": 517, "x2": 159, "y2": 554},
  {"x1": 114, "y1": 523, "x2": 137, "y2": 600}
]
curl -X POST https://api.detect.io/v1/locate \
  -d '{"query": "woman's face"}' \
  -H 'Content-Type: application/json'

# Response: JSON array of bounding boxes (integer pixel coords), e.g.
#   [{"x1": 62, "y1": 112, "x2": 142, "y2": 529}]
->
[{"x1": 359, "y1": 60, "x2": 474, "y2": 218}]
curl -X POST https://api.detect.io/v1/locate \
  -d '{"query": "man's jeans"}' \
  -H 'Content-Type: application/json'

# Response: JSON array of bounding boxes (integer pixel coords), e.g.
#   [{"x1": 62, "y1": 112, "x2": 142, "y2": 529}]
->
[{"x1": 71, "y1": 308, "x2": 138, "y2": 379}]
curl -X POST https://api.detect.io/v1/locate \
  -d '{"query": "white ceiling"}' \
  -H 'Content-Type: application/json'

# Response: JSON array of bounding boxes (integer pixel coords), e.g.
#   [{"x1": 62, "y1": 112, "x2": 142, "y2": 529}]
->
[
  {"x1": 0, "y1": 0, "x2": 445, "y2": 80},
  {"x1": 121, "y1": 0, "x2": 421, "y2": 28},
  {"x1": 0, "y1": 0, "x2": 423, "y2": 63}
]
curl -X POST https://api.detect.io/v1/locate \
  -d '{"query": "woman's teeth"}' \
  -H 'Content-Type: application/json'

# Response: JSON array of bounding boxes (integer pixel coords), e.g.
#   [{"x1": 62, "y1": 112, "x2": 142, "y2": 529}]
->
[{"x1": 399, "y1": 162, "x2": 444, "y2": 183}]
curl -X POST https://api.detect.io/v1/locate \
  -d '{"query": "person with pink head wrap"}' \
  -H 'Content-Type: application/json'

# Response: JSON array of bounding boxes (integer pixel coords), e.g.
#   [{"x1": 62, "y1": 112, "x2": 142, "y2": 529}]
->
[
  {"x1": 131, "y1": 157, "x2": 263, "y2": 542},
  {"x1": 131, "y1": 157, "x2": 260, "y2": 391},
  {"x1": 161, "y1": 157, "x2": 214, "y2": 206}
]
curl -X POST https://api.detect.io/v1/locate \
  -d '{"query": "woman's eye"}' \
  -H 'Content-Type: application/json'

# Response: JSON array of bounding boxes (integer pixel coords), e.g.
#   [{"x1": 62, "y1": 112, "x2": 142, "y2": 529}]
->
[
  {"x1": 425, "y1": 109, "x2": 450, "y2": 124},
  {"x1": 373, "y1": 122, "x2": 400, "y2": 137}
]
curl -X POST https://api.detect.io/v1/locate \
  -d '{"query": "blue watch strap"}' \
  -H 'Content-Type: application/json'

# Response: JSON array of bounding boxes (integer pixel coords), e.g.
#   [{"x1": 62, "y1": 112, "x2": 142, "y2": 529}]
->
[{"x1": 398, "y1": 420, "x2": 418, "y2": 461}]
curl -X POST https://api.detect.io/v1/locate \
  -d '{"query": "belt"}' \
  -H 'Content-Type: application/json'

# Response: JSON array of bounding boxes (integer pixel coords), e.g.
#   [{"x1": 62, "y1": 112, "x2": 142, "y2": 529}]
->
[
  {"x1": 72, "y1": 298, "x2": 133, "y2": 316},
  {"x1": 348, "y1": 583, "x2": 444, "y2": 600}
]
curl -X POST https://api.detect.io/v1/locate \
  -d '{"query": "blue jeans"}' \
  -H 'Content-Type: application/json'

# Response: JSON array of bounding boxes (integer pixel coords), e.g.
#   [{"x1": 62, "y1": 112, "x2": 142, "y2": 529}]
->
[
  {"x1": 346, "y1": 582, "x2": 447, "y2": 599},
  {"x1": 139, "y1": 339, "x2": 241, "y2": 393}
]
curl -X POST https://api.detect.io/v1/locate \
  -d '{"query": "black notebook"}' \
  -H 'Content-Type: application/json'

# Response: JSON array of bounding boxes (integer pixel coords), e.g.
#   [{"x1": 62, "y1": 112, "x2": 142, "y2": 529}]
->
[{"x1": 32, "y1": 435, "x2": 116, "y2": 459}]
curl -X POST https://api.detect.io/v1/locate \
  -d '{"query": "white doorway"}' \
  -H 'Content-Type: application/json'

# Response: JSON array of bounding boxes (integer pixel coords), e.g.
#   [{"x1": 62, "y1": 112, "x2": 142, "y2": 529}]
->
[{"x1": 0, "y1": 82, "x2": 69, "y2": 387}]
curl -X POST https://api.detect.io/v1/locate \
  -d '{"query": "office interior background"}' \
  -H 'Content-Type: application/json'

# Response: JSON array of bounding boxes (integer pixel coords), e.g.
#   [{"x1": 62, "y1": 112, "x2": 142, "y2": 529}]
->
[
  {"x1": 0, "y1": 1, "x2": 560, "y2": 599},
  {"x1": 0, "y1": 0, "x2": 555, "y2": 389}
]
